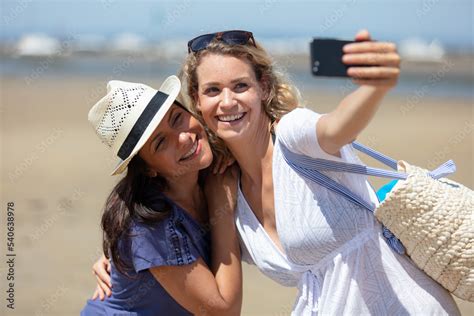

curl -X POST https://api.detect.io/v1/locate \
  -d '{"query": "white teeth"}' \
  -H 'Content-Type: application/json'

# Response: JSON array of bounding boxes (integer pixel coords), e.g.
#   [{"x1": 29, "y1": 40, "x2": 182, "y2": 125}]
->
[
  {"x1": 182, "y1": 139, "x2": 198, "y2": 160},
  {"x1": 217, "y1": 113, "x2": 244, "y2": 122}
]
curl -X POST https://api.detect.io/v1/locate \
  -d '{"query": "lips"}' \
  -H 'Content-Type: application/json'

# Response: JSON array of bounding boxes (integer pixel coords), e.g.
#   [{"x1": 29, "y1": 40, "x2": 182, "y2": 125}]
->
[
  {"x1": 216, "y1": 112, "x2": 246, "y2": 122},
  {"x1": 180, "y1": 135, "x2": 200, "y2": 161}
]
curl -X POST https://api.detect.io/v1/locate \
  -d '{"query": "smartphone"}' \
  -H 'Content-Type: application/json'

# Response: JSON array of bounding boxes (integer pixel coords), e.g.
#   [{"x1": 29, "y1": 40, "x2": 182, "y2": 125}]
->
[{"x1": 310, "y1": 38, "x2": 356, "y2": 77}]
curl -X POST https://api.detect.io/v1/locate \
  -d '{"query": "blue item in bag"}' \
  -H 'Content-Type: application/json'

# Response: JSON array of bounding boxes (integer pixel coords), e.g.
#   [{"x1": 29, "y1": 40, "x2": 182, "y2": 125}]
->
[{"x1": 376, "y1": 180, "x2": 399, "y2": 202}]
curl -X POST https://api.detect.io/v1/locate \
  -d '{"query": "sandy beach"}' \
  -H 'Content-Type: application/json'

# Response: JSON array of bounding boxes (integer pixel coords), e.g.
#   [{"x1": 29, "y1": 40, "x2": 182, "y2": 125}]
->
[{"x1": 1, "y1": 74, "x2": 472, "y2": 315}]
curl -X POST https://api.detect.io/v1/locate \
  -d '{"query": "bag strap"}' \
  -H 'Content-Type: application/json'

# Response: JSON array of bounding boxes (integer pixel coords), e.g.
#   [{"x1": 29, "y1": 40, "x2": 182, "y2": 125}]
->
[
  {"x1": 352, "y1": 141, "x2": 398, "y2": 169},
  {"x1": 353, "y1": 141, "x2": 456, "y2": 180},
  {"x1": 280, "y1": 141, "x2": 456, "y2": 255},
  {"x1": 289, "y1": 140, "x2": 456, "y2": 180}
]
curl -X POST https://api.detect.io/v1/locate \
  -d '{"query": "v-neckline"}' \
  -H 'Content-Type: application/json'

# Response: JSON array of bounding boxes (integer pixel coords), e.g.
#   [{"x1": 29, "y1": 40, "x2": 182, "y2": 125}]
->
[{"x1": 237, "y1": 178, "x2": 289, "y2": 261}]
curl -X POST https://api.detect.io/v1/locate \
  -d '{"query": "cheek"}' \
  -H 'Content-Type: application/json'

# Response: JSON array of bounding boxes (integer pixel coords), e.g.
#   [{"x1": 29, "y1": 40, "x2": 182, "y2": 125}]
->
[
  {"x1": 198, "y1": 97, "x2": 216, "y2": 123},
  {"x1": 247, "y1": 93, "x2": 264, "y2": 114},
  {"x1": 150, "y1": 151, "x2": 177, "y2": 174}
]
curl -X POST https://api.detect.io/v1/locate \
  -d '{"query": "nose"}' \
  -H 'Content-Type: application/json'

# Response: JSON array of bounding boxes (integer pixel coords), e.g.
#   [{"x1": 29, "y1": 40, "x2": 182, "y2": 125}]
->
[
  {"x1": 178, "y1": 131, "x2": 194, "y2": 149},
  {"x1": 220, "y1": 88, "x2": 236, "y2": 110}
]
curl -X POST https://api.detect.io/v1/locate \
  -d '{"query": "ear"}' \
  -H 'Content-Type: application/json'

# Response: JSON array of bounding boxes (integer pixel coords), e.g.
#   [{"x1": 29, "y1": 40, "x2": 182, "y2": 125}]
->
[{"x1": 146, "y1": 167, "x2": 158, "y2": 178}]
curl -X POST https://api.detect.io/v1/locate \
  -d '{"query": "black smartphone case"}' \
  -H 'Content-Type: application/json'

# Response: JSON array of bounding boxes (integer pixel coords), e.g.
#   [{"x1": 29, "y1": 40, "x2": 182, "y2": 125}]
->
[{"x1": 310, "y1": 38, "x2": 355, "y2": 77}]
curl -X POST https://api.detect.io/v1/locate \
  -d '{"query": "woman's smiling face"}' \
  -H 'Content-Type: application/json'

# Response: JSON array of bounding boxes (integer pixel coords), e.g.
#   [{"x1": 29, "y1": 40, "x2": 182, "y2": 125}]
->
[
  {"x1": 195, "y1": 53, "x2": 268, "y2": 142},
  {"x1": 138, "y1": 104, "x2": 213, "y2": 180}
]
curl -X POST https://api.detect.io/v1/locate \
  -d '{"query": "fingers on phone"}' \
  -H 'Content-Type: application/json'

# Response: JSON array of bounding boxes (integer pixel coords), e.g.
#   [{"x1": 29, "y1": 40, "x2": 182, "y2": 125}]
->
[
  {"x1": 343, "y1": 53, "x2": 401, "y2": 66},
  {"x1": 351, "y1": 78, "x2": 398, "y2": 87},
  {"x1": 355, "y1": 29, "x2": 371, "y2": 41},
  {"x1": 343, "y1": 42, "x2": 397, "y2": 54},
  {"x1": 347, "y1": 67, "x2": 400, "y2": 79}
]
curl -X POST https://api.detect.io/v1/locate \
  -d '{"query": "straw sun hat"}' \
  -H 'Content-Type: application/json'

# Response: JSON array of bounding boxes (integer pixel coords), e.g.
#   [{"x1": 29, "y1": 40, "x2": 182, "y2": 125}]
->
[{"x1": 88, "y1": 75, "x2": 181, "y2": 175}]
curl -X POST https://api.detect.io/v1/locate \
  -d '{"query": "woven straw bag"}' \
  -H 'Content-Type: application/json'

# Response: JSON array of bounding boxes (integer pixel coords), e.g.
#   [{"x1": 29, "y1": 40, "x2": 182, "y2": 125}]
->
[
  {"x1": 281, "y1": 141, "x2": 474, "y2": 301},
  {"x1": 375, "y1": 160, "x2": 474, "y2": 301}
]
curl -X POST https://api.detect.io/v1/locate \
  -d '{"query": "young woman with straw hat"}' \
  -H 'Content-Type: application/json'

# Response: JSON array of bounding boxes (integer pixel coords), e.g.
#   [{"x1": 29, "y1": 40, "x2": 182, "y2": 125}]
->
[{"x1": 81, "y1": 76, "x2": 242, "y2": 315}]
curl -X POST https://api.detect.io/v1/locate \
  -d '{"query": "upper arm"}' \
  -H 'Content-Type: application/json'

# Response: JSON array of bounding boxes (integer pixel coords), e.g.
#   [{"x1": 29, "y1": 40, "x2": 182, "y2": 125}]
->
[
  {"x1": 316, "y1": 113, "x2": 343, "y2": 158},
  {"x1": 150, "y1": 257, "x2": 240, "y2": 316},
  {"x1": 277, "y1": 108, "x2": 342, "y2": 159}
]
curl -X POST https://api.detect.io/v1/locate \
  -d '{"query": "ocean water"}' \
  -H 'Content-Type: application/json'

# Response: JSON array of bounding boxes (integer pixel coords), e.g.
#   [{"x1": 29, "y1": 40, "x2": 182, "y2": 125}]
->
[{"x1": 1, "y1": 56, "x2": 472, "y2": 101}]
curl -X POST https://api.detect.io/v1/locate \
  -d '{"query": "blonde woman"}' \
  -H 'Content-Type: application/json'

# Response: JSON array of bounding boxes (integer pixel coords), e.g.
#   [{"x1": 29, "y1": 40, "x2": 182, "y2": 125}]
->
[{"x1": 179, "y1": 29, "x2": 459, "y2": 315}]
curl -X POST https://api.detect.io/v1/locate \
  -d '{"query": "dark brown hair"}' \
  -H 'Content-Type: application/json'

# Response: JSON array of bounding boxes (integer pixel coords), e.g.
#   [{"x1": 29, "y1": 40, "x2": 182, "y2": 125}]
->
[{"x1": 101, "y1": 155, "x2": 171, "y2": 275}]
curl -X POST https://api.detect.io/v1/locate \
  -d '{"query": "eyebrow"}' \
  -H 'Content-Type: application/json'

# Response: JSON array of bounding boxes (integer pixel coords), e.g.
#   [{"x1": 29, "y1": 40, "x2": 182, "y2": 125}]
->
[
  {"x1": 201, "y1": 77, "x2": 250, "y2": 88},
  {"x1": 230, "y1": 77, "x2": 250, "y2": 83}
]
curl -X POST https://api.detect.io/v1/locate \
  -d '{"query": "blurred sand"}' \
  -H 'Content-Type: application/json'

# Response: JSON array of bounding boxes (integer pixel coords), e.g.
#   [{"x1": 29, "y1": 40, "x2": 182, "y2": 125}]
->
[{"x1": 1, "y1": 76, "x2": 472, "y2": 315}]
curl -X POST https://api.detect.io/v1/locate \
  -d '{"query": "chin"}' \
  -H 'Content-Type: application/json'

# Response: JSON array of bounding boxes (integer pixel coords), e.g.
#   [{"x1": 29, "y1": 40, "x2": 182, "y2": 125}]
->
[
  {"x1": 216, "y1": 130, "x2": 246, "y2": 143},
  {"x1": 176, "y1": 142, "x2": 213, "y2": 175}
]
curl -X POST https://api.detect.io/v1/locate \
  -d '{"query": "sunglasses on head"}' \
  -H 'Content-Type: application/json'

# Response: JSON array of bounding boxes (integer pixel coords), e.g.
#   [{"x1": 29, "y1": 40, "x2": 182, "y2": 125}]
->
[{"x1": 187, "y1": 30, "x2": 256, "y2": 53}]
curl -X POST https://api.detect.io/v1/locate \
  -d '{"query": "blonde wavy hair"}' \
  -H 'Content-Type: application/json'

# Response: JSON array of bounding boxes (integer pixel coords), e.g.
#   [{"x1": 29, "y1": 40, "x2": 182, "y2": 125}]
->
[{"x1": 180, "y1": 38, "x2": 301, "y2": 160}]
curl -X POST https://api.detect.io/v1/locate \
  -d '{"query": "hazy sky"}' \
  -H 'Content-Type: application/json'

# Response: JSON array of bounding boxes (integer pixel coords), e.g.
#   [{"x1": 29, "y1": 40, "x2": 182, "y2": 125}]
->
[{"x1": 2, "y1": 0, "x2": 473, "y2": 48}]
